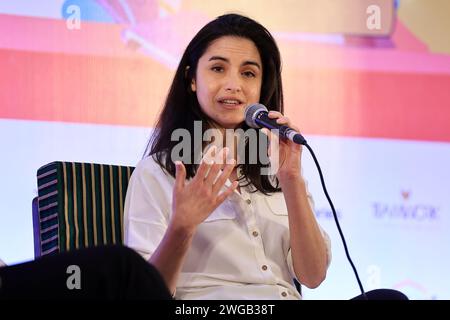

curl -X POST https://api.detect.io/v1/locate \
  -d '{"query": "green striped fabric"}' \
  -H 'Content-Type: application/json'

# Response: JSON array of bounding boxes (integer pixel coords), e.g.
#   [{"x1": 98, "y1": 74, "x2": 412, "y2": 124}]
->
[{"x1": 36, "y1": 162, "x2": 134, "y2": 257}]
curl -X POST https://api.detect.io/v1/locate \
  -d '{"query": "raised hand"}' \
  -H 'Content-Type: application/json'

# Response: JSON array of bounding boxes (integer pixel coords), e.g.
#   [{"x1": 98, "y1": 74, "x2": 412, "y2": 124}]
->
[
  {"x1": 170, "y1": 146, "x2": 238, "y2": 233},
  {"x1": 262, "y1": 111, "x2": 303, "y2": 181}
]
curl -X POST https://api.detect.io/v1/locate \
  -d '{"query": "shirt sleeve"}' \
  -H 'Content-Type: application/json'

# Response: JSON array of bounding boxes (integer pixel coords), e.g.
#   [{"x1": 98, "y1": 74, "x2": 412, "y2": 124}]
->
[
  {"x1": 123, "y1": 159, "x2": 171, "y2": 261},
  {"x1": 286, "y1": 183, "x2": 332, "y2": 281}
]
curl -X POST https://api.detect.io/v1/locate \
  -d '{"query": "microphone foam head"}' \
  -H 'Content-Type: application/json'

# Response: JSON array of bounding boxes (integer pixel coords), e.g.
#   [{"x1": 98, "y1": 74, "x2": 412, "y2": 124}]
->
[{"x1": 245, "y1": 103, "x2": 268, "y2": 128}]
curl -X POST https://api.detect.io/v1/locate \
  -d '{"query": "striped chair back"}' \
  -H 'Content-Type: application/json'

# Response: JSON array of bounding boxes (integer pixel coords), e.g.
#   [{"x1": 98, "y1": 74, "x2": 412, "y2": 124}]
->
[{"x1": 34, "y1": 161, "x2": 134, "y2": 257}]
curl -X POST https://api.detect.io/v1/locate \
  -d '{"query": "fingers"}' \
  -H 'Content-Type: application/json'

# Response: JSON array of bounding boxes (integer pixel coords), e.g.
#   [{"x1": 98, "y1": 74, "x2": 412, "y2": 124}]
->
[
  {"x1": 174, "y1": 161, "x2": 186, "y2": 192},
  {"x1": 262, "y1": 126, "x2": 279, "y2": 142},
  {"x1": 268, "y1": 110, "x2": 290, "y2": 125},
  {"x1": 261, "y1": 127, "x2": 271, "y2": 139},
  {"x1": 262, "y1": 127, "x2": 280, "y2": 157},
  {"x1": 268, "y1": 111, "x2": 300, "y2": 132},
  {"x1": 268, "y1": 111, "x2": 283, "y2": 117},
  {"x1": 216, "y1": 180, "x2": 239, "y2": 204},
  {"x1": 194, "y1": 145, "x2": 217, "y2": 182},
  {"x1": 212, "y1": 158, "x2": 236, "y2": 195},
  {"x1": 204, "y1": 147, "x2": 229, "y2": 186}
]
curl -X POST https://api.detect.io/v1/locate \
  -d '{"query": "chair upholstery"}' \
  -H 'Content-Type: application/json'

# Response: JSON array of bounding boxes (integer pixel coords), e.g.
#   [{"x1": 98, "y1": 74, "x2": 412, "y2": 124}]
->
[{"x1": 33, "y1": 161, "x2": 134, "y2": 257}]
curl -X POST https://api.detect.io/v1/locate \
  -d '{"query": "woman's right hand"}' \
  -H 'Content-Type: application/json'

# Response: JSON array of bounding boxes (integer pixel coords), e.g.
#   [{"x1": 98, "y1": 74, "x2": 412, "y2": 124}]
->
[{"x1": 170, "y1": 146, "x2": 238, "y2": 233}]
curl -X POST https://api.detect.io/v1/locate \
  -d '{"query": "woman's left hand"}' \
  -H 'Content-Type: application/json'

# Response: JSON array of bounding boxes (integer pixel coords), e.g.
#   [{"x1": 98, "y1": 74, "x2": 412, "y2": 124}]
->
[{"x1": 262, "y1": 111, "x2": 303, "y2": 182}]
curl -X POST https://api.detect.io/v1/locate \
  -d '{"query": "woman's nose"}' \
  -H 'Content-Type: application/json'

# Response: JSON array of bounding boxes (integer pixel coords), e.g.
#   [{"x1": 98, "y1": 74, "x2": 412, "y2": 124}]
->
[{"x1": 224, "y1": 73, "x2": 242, "y2": 92}]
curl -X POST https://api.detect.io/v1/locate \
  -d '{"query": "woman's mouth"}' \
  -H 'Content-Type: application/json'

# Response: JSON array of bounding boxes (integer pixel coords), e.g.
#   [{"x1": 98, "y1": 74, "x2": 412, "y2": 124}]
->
[{"x1": 218, "y1": 99, "x2": 243, "y2": 109}]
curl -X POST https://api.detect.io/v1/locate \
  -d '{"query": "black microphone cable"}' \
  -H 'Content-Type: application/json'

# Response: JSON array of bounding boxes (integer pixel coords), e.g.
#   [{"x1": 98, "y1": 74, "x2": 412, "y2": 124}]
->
[{"x1": 303, "y1": 141, "x2": 367, "y2": 300}]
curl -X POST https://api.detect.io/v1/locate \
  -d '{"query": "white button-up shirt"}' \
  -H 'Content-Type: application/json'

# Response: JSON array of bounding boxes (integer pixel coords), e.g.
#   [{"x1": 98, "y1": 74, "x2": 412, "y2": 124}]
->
[{"x1": 123, "y1": 156, "x2": 331, "y2": 300}]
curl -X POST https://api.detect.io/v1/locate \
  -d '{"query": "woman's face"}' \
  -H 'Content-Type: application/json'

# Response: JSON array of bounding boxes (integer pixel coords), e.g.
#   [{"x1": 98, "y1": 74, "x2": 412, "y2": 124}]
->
[{"x1": 191, "y1": 36, "x2": 263, "y2": 129}]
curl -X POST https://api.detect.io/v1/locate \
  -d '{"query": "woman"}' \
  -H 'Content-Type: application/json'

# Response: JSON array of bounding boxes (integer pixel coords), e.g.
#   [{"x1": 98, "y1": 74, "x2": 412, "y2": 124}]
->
[{"x1": 123, "y1": 13, "x2": 331, "y2": 300}]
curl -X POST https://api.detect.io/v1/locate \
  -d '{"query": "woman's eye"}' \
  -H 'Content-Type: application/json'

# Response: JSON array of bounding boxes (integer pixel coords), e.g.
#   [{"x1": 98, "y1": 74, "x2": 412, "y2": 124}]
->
[
  {"x1": 211, "y1": 66, "x2": 223, "y2": 72},
  {"x1": 243, "y1": 71, "x2": 256, "y2": 78}
]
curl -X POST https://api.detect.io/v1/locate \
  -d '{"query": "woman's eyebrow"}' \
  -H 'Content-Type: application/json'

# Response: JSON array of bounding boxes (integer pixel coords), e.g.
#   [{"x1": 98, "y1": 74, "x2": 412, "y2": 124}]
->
[{"x1": 208, "y1": 56, "x2": 261, "y2": 70}]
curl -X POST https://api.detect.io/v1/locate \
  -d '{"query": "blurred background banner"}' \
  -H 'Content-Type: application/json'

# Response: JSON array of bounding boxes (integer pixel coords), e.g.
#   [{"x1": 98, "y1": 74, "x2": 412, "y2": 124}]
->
[{"x1": 0, "y1": 0, "x2": 449, "y2": 300}]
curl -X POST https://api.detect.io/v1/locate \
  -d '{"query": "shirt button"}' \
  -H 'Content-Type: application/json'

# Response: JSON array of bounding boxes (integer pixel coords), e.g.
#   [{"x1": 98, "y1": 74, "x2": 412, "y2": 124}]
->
[
  {"x1": 281, "y1": 292, "x2": 288, "y2": 297},
  {"x1": 246, "y1": 199, "x2": 251, "y2": 204},
  {"x1": 261, "y1": 265, "x2": 268, "y2": 271},
  {"x1": 252, "y1": 231, "x2": 259, "y2": 237}
]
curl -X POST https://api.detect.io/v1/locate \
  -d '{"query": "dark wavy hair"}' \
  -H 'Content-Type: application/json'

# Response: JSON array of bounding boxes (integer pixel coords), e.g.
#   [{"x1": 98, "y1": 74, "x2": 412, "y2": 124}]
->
[{"x1": 146, "y1": 13, "x2": 283, "y2": 194}]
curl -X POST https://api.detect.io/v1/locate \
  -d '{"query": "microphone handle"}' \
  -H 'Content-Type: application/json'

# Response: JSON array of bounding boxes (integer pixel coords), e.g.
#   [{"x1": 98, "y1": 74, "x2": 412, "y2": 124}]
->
[
  {"x1": 284, "y1": 127, "x2": 307, "y2": 145},
  {"x1": 255, "y1": 115, "x2": 307, "y2": 145},
  {"x1": 255, "y1": 113, "x2": 279, "y2": 130}
]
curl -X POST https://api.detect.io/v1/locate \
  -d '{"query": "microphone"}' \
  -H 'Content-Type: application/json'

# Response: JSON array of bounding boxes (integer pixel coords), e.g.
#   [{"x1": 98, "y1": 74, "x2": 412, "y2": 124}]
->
[{"x1": 244, "y1": 103, "x2": 307, "y2": 145}]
